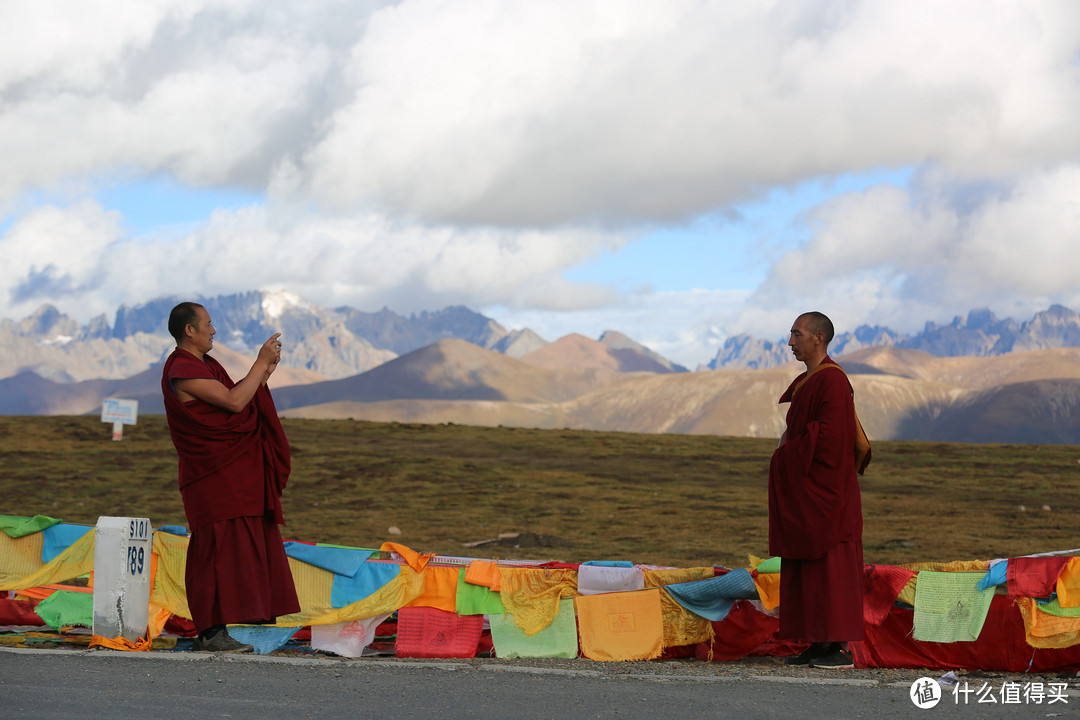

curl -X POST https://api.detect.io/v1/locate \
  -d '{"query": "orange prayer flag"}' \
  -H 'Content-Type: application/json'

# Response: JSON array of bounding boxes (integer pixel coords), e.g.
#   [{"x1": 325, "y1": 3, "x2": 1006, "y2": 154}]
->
[
  {"x1": 753, "y1": 572, "x2": 781, "y2": 611},
  {"x1": 402, "y1": 565, "x2": 458, "y2": 613},
  {"x1": 574, "y1": 588, "x2": 663, "y2": 662},
  {"x1": 89, "y1": 634, "x2": 153, "y2": 652},
  {"x1": 379, "y1": 542, "x2": 434, "y2": 572},
  {"x1": 464, "y1": 560, "x2": 501, "y2": 591},
  {"x1": 1057, "y1": 557, "x2": 1080, "y2": 608}
]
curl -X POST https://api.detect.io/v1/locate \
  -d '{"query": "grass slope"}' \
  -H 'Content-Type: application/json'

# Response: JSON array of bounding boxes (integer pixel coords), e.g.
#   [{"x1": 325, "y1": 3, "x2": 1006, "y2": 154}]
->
[{"x1": 2, "y1": 416, "x2": 1078, "y2": 569}]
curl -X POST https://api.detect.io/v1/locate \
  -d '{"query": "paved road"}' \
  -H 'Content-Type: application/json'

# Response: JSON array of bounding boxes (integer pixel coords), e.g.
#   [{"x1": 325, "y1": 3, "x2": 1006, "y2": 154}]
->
[{"x1": 0, "y1": 647, "x2": 1073, "y2": 720}]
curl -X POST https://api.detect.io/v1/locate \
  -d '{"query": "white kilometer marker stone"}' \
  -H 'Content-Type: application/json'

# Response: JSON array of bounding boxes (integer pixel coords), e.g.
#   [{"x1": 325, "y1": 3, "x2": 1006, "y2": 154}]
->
[{"x1": 92, "y1": 517, "x2": 153, "y2": 642}]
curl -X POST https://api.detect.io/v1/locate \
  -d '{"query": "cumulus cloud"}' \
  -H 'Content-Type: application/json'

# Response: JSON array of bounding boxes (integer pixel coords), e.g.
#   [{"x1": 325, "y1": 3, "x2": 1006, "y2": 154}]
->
[
  {"x1": 0, "y1": 202, "x2": 123, "y2": 317},
  {"x1": 297, "y1": 0, "x2": 1080, "y2": 224},
  {"x1": 3, "y1": 1, "x2": 1079, "y2": 225},
  {"x1": 738, "y1": 164, "x2": 1080, "y2": 338},
  {"x1": 0, "y1": 201, "x2": 628, "y2": 323},
  {"x1": 2, "y1": 0, "x2": 1080, "y2": 367}
]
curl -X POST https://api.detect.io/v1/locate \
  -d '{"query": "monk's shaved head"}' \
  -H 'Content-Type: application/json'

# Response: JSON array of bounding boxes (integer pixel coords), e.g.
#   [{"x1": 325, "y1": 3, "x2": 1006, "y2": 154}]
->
[
  {"x1": 797, "y1": 311, "x2": 834, "y2": 346},
  {"x1": 168, "y1": 302, "x2": 205, "y2": 343}
]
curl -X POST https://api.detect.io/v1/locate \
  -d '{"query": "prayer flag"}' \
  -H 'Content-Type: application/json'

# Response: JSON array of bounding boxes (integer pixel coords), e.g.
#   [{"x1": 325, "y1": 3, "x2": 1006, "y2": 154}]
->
[
  {"x1": 913, "y1": 572, "x2": 995, "y2": 643},
  {"x1": 395, "y1": 607, "x2": 483, "y2": 658},
  {"x1": 456, "y1": 568, "x2": 504, "y2": 616},
  {"x1": 330, "y1": 561, "x2": 401, "y2": 608},
  {"x1": 310, "y1": 614, "x2": 391, "y2": 658},
  {"x1": 490, "y1": 598, "x2": 578, "y2": 659},
  {"x1": 575, "y1": 588, "x2": 663, "y2": 661},
  {"x1": 664, "y1": 569, "x2": 758, "y2": 621},
  {"x1": 577, "y1": 565, "x2": 644, "y2": 595}
]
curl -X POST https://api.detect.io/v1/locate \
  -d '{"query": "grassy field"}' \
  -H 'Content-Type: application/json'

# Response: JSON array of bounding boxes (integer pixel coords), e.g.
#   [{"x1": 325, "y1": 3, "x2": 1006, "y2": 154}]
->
[{"x1": 2, "y1": 415, "x2": 1078, "y2": 569}]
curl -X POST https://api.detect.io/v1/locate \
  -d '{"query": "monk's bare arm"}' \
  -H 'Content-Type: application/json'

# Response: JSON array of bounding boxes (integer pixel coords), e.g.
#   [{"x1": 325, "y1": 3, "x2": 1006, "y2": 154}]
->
[{"x1": 175, "y1": 334, "x2": 281, "y2": 413}]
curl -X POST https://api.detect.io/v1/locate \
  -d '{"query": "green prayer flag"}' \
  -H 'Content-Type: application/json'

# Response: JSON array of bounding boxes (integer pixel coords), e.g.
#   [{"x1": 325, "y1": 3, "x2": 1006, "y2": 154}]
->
[
  {"x1": 0, "y1": 514, "x2": 62, "y2": 538},
  {"x1": 455, "y1": 568, "x2": 505, "y2": 615},
  {"x1": 34, "y1": 590, "x2": 93, "y2": 631},
  {"x1": 1037, "y1": 597, "x2": 1080, "y2": 618},
  {"x1": 490, "y1": 598, "x2": 578, "y2": 659},
  {"x1": 913, "y1": 571, "x2": 995, "y2": 643},
  {"x1": 756, "y1": 556, "x2": 781, "y2": 574}
]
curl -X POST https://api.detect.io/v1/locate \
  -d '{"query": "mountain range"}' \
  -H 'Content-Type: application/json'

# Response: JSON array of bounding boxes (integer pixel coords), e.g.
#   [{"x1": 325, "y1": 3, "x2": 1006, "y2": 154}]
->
[
  {"x1": 710, "y1": 304, "x2": 1080, "y2": 369},
  {"x1": 5, "y1": 292, "x2": 1080, "y2": 443}
]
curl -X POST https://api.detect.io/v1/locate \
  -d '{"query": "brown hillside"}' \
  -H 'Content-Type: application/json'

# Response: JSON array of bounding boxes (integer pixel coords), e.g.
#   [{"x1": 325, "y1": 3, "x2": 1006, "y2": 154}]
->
[
  {"x1": 840, "y1": 346, "x2": 1080, "y2": 390},
  {"x1": 272, "y1": 339, "x2": 620, "y2": 410},
  {"x1": 559, "y1": 369, "x2": 792, "y2": 436},
  {"x1": 277, "y1": 366, "x2": 985, "y2": 442},
  {"x1": 921, "y1": 378, "x2": 1080, "y2": 444},
  {"x1": 519, "y1": 333, "x2": 673, "y2": 373},
  {"x1": 558, "y1": 369, "x2": 963, "y2": 440}
]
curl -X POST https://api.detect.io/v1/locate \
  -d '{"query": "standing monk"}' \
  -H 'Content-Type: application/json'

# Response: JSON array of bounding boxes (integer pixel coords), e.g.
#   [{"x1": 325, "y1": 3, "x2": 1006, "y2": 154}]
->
[
  {"x1": 768, "y1": 311, "x2": 864, "y2": 669},
  {"x1": 162, "y1": 302, "x2": 300, "y2": 653}
]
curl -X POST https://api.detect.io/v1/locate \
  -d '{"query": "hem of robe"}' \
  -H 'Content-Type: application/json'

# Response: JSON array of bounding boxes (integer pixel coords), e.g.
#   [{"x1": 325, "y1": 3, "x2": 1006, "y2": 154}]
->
[
  {"x1": 185, "y1": 515, "x2": 300, "y2": 631},
  {"x1": 778, "y1": 539, "x2": 865, "y2": 642}
]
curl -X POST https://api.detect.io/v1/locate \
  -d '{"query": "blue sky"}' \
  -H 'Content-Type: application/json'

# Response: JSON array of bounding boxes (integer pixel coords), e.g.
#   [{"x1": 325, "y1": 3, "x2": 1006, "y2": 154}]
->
[
  {"x1": 96, "y1": 176, "x2": 263, "y2": 237},
  {"x1": 564, "y1": 168, "x2": 917, "y2": 294},
  {"x1": 2, "y1": 1, "x2": 1079, "y2": 368}
]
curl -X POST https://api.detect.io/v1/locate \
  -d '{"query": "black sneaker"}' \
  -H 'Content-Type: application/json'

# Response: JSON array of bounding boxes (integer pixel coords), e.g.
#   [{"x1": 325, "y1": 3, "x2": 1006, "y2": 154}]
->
[
  {"x1": 810, "y1": 647, "x2": 854, "y2": 669},
  {"x1": 192, "y1": 629, "x2": 254, "y2": 654},
  {"x1": 784, "y1": 645, "x2": 824, "y2": 666}
]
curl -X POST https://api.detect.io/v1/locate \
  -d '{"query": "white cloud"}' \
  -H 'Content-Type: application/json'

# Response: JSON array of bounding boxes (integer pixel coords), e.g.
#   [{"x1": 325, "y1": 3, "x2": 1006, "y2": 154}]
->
[
  {"x1": 3, "y1": 1, "x2": 1079, "y2": 225},
  {"x1": 739, "y1": 164, "x2": 1080, "y2": 338},
  {"x1": 0, "y1": 201, "x2": 629, "y2": 324},
  {"x1": 0, "y1": 202, "x2": 124, "y2": 319},
  {"x1": 298, "y1": 0, "x2": 1080, "y2": 224},
  {"x1": 1, "y1": 0, "x2": 1080, "y2": 370}
]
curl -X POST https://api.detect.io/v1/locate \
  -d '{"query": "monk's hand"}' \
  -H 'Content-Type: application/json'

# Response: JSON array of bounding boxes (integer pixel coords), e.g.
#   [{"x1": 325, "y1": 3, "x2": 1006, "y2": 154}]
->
[
  {"x1": 257, "y1": 333, "x2": 283, "y2": 368},
  {"x1": 264, "y1": 358, "x2": 279, "y2": 383}
]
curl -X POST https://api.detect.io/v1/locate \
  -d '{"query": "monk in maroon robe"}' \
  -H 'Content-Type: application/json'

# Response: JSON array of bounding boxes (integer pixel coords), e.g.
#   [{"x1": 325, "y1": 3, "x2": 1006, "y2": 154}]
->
[
  {"x1": 768, "y1": 311, "x2": 864, "y2": 669},
  {"x1": 162, "y1": 302, "x2": 300, "y2": 653}
]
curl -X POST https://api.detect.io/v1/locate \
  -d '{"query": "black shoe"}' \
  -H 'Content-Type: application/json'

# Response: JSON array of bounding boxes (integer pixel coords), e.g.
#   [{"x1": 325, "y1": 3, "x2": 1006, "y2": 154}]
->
[
  {"x1": 192, "y1": 628, "x2": 253, "y2": 654},
  {"x1": 784, "y1": 645, "x2": 824, "y2": 666},
  {"x1": 810, "y1": 647, "x2": 854, "y2": 669}
]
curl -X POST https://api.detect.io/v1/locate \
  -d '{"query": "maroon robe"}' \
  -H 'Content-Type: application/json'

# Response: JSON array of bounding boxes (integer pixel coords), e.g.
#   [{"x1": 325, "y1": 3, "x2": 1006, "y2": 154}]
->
[
  {"x1": 768, "y1": 356, "x2": 864, "y2": 642},
  {"x1": 162, "y1": 349, "x2": 300, "y2": 630}
]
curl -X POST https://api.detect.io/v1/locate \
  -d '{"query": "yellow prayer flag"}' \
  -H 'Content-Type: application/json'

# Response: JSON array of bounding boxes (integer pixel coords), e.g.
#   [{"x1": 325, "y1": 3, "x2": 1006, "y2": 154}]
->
[
  {"x1": 1056, "y1": 557, "x2": 1080, "y2": 608},
  {"x1": 575, "y1": 588, "x2": 663, "y2": 662}
]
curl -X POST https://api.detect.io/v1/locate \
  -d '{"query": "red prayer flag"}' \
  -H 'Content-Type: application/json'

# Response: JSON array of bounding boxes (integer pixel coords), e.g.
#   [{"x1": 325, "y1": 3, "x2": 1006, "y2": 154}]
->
[{"x1": 395, "y1": 607, "x2": 483, "y2": 659}]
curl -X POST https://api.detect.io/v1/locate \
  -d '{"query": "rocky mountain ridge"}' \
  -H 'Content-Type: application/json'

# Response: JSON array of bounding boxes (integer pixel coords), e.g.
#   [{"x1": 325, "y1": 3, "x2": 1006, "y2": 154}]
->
[
  {"x1": 6, "y1": 292, "x2": 1080, "y2": 390},
  {"x1": 1, "y1": 290, "x2": 690, "y2": 384},
  {"x1": 710, "y1": 305, "x2": 1080, "y2": 369}
]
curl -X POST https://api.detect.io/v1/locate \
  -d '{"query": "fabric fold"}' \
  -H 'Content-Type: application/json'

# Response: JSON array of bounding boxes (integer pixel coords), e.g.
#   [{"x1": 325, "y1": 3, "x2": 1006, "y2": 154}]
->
[
  {"x1": 380, "y1": 542, "x2": 434, "y2": 573},
  {"x1": 863, "y1": 564, "x2": 917, "y2": 625},
  {"x1": 577, "y1": 565, "x2": 645, "y2": 596},
  {"x1": 664, "y1": 569, "x2": 758, "y2": 622},
  {"x1": 1007, "y1": 556, "x2": 1070, "y2": 597},
  {"x1": 283, "y1": 543, "x2": 373, "y2": 577},
  {"x1": 41, "y1": 524, "x2": 93, "y2": 564},
  {"x1": 330, "y1": 561, "x2": 402, "y2": 609},
  {"x1": 311, "y1": 614, "x2": 391, "y2": 657},
  {"x1": 0, "y1": 515, "x2": 62, "y2": 538}
]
